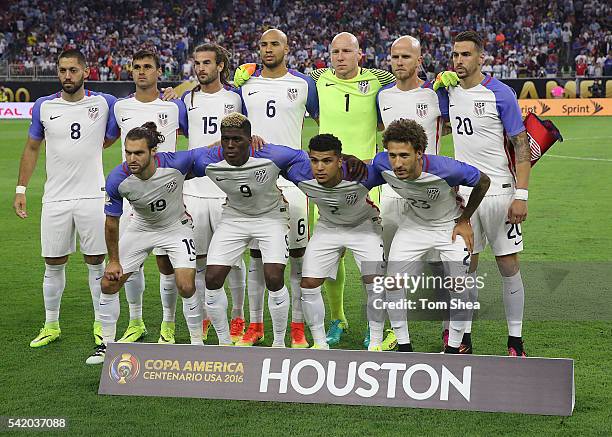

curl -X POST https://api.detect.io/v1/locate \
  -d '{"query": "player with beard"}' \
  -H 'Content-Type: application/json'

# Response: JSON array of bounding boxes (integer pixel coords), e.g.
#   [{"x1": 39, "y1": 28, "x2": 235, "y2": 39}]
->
[{"x1": 14, "y1": 49, "x2": 117, "y2": 348}]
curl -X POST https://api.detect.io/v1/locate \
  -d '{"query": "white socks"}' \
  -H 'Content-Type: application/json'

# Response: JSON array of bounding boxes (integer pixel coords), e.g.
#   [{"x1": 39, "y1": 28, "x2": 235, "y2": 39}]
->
[
  {"x1": 464, "y1": 271, "x2": 478, "y2": 334},
  {"x1": 205, "y1": 286, "x2": 230, "y2": 344},
  {"x1": 99, "y1": 293, "x2": 120, "y2": 344},
  {"x1": 366, "y1": 282, "x2": 385, "y2": 347},
  {"x1": 160, "y1": 273, "x2": 177, "y2": 323},
  {"x1": 247, "y1": 257, "x2": 265, "y2": 323},
  {"x1": 124, "y1": 266, "x2": 145, "y2": 320},
  {"x1": 195, "y1": 258, "x2": 208, "y2": 320},
  {"x1": 43, "y1": 263, "x2": 66, "y2": 324},
  {"x1": 386, "y1": 288, "x2": 410, "y2": 345},
  {"x1": 300, "y1": 286, "x2": 326, "y2": 346},
  {"x1": 503, "y1": 271, "x2": 525, "y2": 337},
  {"x1": 290, "y1": 256, "x2": 304, "y2": 323},
  {"x1": 87, "y1": 262, "x2": 105, "y2": 322},
  {"x1": 268, "y1": 286, "x2": 290, "y2": 347},
  {"x1": 228, "y1": 259, "x2": 246, "y2": 319},
  {"x1": 182, "y1": 293, "x2": 203, "y2": 345}
]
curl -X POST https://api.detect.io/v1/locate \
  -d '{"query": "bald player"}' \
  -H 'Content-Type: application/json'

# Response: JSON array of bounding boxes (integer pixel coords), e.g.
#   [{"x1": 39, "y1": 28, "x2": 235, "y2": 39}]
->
[
  {"x1": 376, "y1": 36, "x2": 452, "y2": 350},
  {"x1": 236, "y1": 29, "x2": 319, "y2": 348}
]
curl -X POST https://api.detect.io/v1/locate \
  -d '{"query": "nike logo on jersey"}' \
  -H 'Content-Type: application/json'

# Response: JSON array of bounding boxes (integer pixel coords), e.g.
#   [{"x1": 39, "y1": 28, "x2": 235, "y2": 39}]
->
[
  {"x1": 296, "y1": 237, "x2": 306, "y2": 242},
  {"x1": 188, "y1": 107, "x2": 199, "y2": 111},
  {"x1": 450, "y1": 104, "x2": 455, "y2": 107},
  {"x1": 248, "y1": 91, "x2": 259, "y2": 96},
  {"x1": 189, "y1": 257, "x2": 196, "y2": 262},
  {"x1": 325, "y1": 83, "x2": 336, "y2": 87},
  {"x1": 50, "y1": 115, "x2": 62, "y2": 120},
  {"x1": 382, "y1": 106, "x2": 392, "y2": 111},
  {"x1": 514, "y1": 239, "x2": 523, "y2": 246},
  {"x1": 121, "y1": 117, "x2": 132, "y2": 122},
  {"x1": 215, "y1": 177, "x2": 229, "y2": 181}
]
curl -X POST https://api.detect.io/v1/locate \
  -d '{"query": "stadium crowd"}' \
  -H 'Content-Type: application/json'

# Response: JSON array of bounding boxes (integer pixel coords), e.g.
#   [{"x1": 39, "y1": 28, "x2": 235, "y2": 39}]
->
[{"x1": 1, "y1": 0, "x2": 610, "y2": 80}]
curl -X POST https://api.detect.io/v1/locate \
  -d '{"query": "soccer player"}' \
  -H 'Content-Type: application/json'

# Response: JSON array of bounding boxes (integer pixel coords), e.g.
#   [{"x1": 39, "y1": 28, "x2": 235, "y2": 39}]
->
[
  {"x1": 371, "y1": 119, "x2": 491, "y2": 353},
  {"x1": 108, "y1": 49, "x2": 188, "y2": 345},
  {"x1": 181, "y1": 43, "x2": 247, "y2": 343},
  {"x1": 376, "y1": 35, "x2": 450, "y2": 350},
  {"x1": 236, "y1": 29, "x2": 319, "y2": 348},
  {"x1": 439, "y1": 31, "x2": 532, "y2": 356},
  {"x1": 86, "y1": 123, "x2": 209, "y2": 364},
  {"x1": 283, "y1": 134, "x2": 385, "y2": 349},
  {"x1": 14, "y1": 49, "x2": 116, "y2": 348}
]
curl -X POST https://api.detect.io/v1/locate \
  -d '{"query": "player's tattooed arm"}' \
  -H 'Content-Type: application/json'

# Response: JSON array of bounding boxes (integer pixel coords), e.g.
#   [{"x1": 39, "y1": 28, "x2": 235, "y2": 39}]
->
[
  {"x1": 104, "y1": 216, "x2": 123, "y2": 281},
  {"x1": 508, "y1": 131, "x2": 531, "y2": 224},
  {"x1": 13, "y1": 136, "x2": 43, "y2": 219},
  {"x1": 453, "y1": 171, "x2": 491, "y2": 253}
]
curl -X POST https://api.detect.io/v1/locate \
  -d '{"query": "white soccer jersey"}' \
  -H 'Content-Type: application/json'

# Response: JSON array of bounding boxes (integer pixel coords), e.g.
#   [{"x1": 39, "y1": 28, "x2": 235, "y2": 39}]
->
[
  {"x1": 105, "y1": 148, "x2": 211, "y2": 231},
  {"x1": 29, "y1": 90, "x2": 117, "y2": 203},
  {"x1": 181, "y1": 86, "x2": 244, "y2": 197},
  {"x1": 111, "y1": 94, "x2": 188, "y2": 156},
  {"x1": 376, "y1": 81, "x2": 446, "y2": 199},
  {"x1": 372, "y1": 152, "x2": 481, "y2": 229},
  {"x1": 285, "y1": 157, "x2": 381, "y2": 226},
  {"x1": 193, "y1": 144, "x2": 307, "y2": 220},
  {"x1": 443, "y1": 75, "x2": 525, "y2": 195}
]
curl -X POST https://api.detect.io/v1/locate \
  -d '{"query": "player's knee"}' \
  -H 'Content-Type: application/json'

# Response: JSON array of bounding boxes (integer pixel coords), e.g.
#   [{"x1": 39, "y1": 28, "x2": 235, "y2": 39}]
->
[
  {"x1": 84, "y1": 254, "x2": 105, "y2": 265},
  {"x1": 204, "y1": 267, "x2": 226, "y2": 290},
  {"x1": 176, "y1": 279, "x2": 196, "y2": 298},
  {"x1": 496, "y1": 253, "x2": 520, "y2": 276},
  {"x1": 44, "y1": 256, "x2": 68, "y2": 266},
  {"x1": 156, "y1": 255, "x2": 174, "y2": 275},
  {"x1": 264, "y1": 272, "x2": 285, "y2": 291},
  {"x1": 101, "y1": 277, "x2": 119, "y2": 294},
  {"x1": 301, "y1": 277, "x2": 324, "y2": 289}
]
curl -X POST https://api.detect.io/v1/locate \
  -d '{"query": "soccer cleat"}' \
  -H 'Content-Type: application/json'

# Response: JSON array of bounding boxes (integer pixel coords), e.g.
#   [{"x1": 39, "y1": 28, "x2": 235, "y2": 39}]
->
[
  {"x1": 30, "y1": 323, "x2": 61, "y2": 348},
  {"x1": 158, "y1": 321, "x2": 176, "y2": 344},
  {"x1": 235, "y1": 322, "x2": 264, "y2": 346},
  {"x1": 85, "y1": 344, "x2": 106, "y2": 365},
  {"x1": 397, "y1": 343, "x2": 414, "y2": 352},
  {"x1": 311, "y1": 343, "x2": 329, "y2": 350},
  {"x1": 442, "y1": 329, "x2": 449, "y2": 349},
  {"x1": 118, "y1": 319, "x2": 147, "y2": 343},
  {"x1": 459, "y1": 343, "x2": 473, "y2": 354},
  {"x1": 363, "y1": 328, "x2": 370, "y2": 349},
  {"x1": 368, "y1": 344, "x2": 382, "y2": 352},
  {"x1": 326, "y1": 319, "x2": 348, "y2": 346},
  {"x1": 508, "y1": 337, "x2": 527, "y2": 357},
  {"x1": 93, "y1": 321, "x2": 103, "y2": 346},
  {"x1": 202, "y1": 319, "x2": 211, "y2": 341},
  {"x1": 230, "y1": 317, "x2": 246, "y2": 343},
  {"x1": 382, "y1": 329, "x2": 398, "y2": 351},
  {"x1": 444, "y1": 345, "x2": 460, "y2": 354},
  {"x1": 290, "y1": 322, "x2": 309, "y2": 348},
  {"x1": 508, "y1": 346, "x2": 527, "y2": 357}
]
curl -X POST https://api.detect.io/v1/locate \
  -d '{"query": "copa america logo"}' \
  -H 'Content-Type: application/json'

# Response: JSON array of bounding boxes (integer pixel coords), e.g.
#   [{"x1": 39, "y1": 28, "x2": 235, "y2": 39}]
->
[{"x1": 109, "y1": 353, "x2": 140, "y2": 384}]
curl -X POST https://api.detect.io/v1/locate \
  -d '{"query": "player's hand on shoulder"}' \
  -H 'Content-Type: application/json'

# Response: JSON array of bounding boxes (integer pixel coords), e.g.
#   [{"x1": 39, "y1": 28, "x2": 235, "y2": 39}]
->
[
  {"x1": 13, "y1": 193, "x2": 27, "y2": 219},
  {"x1": 508, "y1": 199, "x2": 528, "y2": 224},
  {"x1": 233, "y1": 63, "x2": 257, "y2": 87},
  {"x1": 433, "y1": 71, "x2": 460, "y2": 91},
  {"x1": 452, "y1": 218, "x2": 474, "y2": 253},
  {"x1": 251, "y1": 135, "x2": 265, "y2": 151},
  {"x1": 160, "y1": 87, "x2": 178, "y2": 101},
  {"x1": 105, "y1": 261, "x2": 123, "y2": 282},
  {"x1": 342, "y1": 154, "x2": 368, "y2": 181}
]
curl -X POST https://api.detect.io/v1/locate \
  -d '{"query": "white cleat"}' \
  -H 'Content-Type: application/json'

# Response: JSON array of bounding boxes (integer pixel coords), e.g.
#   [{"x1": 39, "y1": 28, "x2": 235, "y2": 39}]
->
[{"x1": 85, "y1": 344, "x2": 106, "y2": 365}]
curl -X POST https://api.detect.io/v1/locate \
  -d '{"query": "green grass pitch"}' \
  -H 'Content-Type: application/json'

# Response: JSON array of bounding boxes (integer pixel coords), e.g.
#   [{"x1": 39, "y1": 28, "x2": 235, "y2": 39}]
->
[{"x1": 0, "y1": 116, "x2": 610, "y2": 435}]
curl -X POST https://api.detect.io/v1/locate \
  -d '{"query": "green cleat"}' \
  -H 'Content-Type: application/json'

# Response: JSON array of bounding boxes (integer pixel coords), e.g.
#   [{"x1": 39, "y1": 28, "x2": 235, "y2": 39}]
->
[
  {"x1": 118, "y1": 319, "x2": 147, "y2": 343},
  {"x1": 93, "y1": 321, "x2": 103, "y2": 346},
  {"x1": 381, "y1": 329, "x2": 398, "y2": 351},
  {"x1": 326, "y1": 319, "x2": 348, "y2": 346},
  {"x1": 158, "y1": 321, "x2": 176, "y2": 344},
  {"x1": 368, "y1": 344, "x2": 383, "y2": 352},
  {"x1": 30, "y1": 322, "x2": 61, "y2": 348},
  {"x1": 310, "y1": 343, "x2": 330, "y2": 350}
]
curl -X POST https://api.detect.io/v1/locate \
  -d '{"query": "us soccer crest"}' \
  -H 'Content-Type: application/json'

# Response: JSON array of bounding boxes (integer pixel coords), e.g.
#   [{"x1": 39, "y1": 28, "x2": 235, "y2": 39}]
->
[
  {"x1": 254, "y1": 168, "x2": 269, "y2": 184},
  {"x1": 224, "y1": 104, "x2": 235, "y2": 115},
  {"x1": 287, "y1": 87, "x2": 298, "y2": 102},
  {"x1": 427, "y1": 187, "x2": 440, "y2": 200},
  {"x1": 416, "y1": 103, "x2": 428, "y2": 118},
  {"x1": 473, "y1": 101, "x2": 486, "y2": 116},
  {"x1": 345, "y1": 192, "x2": 358, "y2": 205},
  {"x1": 88, "y1": 106, "x2": 99, "y2": 120},
  {"x1": 158, "y1": 112, "x2": 169, "y2": 127},
  {"x1": 358, "y1": 81, "x2": 370, "y2": 94}
]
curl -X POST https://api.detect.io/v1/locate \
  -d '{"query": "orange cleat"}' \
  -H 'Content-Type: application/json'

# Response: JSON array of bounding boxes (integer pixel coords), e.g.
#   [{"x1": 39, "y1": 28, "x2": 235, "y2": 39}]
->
[
  {"x1": 202, "y1": 319, "x2": 211, "y2": 341},
  {"x1": 236, "y1": 322, "x2": 265, "y2": 346},
  {"x1": 229, "y1": 317, "x2": 246, "y2": 343},
  {"x1": 290, "y1": 322, "x2": 309, "y2": 348}
]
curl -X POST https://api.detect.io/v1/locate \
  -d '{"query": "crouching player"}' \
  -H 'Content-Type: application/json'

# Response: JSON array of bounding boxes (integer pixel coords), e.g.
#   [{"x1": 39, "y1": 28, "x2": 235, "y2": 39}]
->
[
  {"x1": 283, "y1": 134, "x2": 385, "y2": 349},
  {"x1": 86, "y1": 123, "x2": 212, "y2": 364},
  {"x1": 371, "y1": 119, "x2": 490, "y2": 353}
]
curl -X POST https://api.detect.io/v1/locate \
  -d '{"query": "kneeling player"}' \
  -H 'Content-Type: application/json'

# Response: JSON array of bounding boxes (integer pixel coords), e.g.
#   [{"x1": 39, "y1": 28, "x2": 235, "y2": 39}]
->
[
  {"x1": 86, "y1": 123, "x2": 214, "y2": 364},
  {"x1": 284, "y1": 134, "x2": 385, "y2": 349},
  {"x1": 371, "y1": 119, "x2": 490, "y2": 353}
]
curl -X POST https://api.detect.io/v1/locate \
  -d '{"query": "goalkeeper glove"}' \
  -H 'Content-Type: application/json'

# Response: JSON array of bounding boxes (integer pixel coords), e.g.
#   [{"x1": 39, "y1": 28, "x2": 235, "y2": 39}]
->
[
  {"x1": 432, "y1": 71, "x2": 460, "y2": 91},
  {"x1": 233, "y1": 63, "x2": 257, "y2": 87}
]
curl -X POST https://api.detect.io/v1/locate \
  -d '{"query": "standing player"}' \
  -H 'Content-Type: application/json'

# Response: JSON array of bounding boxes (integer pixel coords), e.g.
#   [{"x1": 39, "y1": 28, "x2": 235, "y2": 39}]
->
[
  {"x1": 371, "y1": 119, "x2": 490, "y2": 353},
  {"x1": 13, "y1": 49, "x2": 116, "y2": 348},
  {"x1": 86, "y1": 124, "x2": 209, "y2": 364},
  {"x1": 108, "y1": 49, "x2": 188, "y2": 345},
  {"x1": 182, "y1": 43, "x2": 247, "y2": 343},
  {"x1": 376, "y1": 35, "x2": 450, "y2": 350},
  {"x1": 436, "y1": 31, "x2": 532, "y2": 356},
  {"x1": 235, "y1": 29, "x2": 319, "y2": 348},
  {"x1": 283, "y1": 134, "x2": 385, "y2": 350}
]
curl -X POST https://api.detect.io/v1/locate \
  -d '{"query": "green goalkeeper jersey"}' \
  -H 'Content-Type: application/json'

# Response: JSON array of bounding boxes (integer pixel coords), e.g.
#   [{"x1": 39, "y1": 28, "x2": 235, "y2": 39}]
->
[{"x1": 310, "y1": 67, "x2": 395, "y2": 160}]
